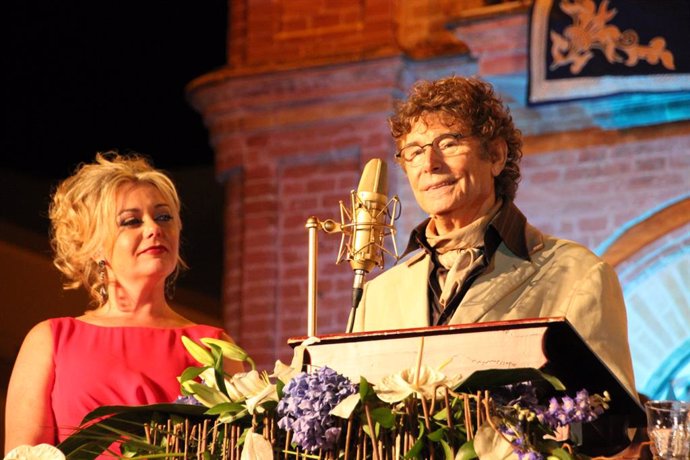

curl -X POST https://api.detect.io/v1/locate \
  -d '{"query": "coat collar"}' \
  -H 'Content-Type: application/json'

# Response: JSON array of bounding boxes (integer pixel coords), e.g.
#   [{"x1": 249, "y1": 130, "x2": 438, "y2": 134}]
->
[
  {"x1": 401, "y1": 200, "x2": 534, "y2": 264},
  {"x1": 396, "y1": 202, "x2": 546, "y2": 325}
]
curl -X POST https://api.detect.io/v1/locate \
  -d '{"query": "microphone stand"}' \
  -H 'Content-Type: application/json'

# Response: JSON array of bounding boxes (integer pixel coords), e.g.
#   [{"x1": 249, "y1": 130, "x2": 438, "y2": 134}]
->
[
  {"x1": 305, "y1": 217, "x2": 340, "y2": 337},
  {"x1": 305, "y1": 216, "x2": 319, "y2": 337},
  {"x1": 347, "y1": 269, "x2": 366, "y2": 334},
  {"x1": 305, "y1": 192, "x2": 400, "y2": 338}
]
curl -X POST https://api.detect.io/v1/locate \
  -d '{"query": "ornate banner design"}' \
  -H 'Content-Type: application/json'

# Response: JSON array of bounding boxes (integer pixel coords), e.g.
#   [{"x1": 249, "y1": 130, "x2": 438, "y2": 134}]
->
[{"x1": 528, "y1": 0, "x2": 690, "y2": 105}]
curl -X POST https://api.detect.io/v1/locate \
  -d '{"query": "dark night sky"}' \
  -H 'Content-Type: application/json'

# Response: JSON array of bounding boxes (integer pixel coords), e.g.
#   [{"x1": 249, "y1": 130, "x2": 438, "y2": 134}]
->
[{"x1": 1, "y1": 0, "x2": 229, "y2": 302}]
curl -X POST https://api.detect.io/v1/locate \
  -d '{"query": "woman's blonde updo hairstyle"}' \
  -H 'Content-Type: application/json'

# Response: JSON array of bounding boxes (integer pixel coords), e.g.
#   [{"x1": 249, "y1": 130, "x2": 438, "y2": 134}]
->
[{"x1": 49, "y1": 152, "x2": 185, "y2": 305}]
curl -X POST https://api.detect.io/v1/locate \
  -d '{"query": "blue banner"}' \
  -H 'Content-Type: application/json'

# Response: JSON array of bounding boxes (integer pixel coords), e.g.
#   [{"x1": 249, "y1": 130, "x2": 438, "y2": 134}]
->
[{"x1": 528, "y1": 0, "x2": 690, "y2": 104}]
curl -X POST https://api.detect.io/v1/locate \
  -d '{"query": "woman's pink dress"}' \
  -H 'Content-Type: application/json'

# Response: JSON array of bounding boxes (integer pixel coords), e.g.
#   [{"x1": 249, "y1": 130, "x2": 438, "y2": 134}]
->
[{"x1": 49, "y1": 317, "x2": 224, "y2": 442}]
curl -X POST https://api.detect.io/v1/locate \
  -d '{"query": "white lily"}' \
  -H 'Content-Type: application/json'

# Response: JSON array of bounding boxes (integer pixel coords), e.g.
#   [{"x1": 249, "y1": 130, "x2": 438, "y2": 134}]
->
[
  {"x1": 199, "y1": 367, "x2": 221, "y2": 389},
  {"x1": 4, "y1": 444, "x2": 65, "y2": 460},
  {"x1": 240, "y1": 428, "x2": 274, "y2": 460},
  {"x1": 473, "y1": 423, "x2": 518, "y2": 460},
  {"x1": 375, "y1": 364, "x2": 460, "y2": 403},
  {"x1": 272, "y1": 359, "x2": 299, "y2": 385},
  {"x1": 181, "y1": 380, "x2": 231, "y2": 407},
  {"x1": 196, "y1": 367, "x2": 249, "y2": 402},
  {"x1": 330, "y1": 393, "x2": 360, "y2": 419},
  {"x1": 224, "y1": 370, "x2": 278, "y2": 413},
  {"x1": 244, "y1": 380, "x2": 279, "y2": 414}
]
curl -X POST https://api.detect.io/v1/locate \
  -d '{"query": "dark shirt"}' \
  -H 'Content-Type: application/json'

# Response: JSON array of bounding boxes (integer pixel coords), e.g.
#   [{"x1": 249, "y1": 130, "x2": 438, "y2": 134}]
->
[{"x1": 400, "y1": 201, "x2": 531, "y2": 325}]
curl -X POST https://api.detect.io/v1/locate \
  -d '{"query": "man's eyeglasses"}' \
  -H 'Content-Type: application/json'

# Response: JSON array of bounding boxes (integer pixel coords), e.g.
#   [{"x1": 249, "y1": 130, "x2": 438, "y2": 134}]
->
[{"x1": 395, "y1": 133, "x2": 469, "y2": 166}]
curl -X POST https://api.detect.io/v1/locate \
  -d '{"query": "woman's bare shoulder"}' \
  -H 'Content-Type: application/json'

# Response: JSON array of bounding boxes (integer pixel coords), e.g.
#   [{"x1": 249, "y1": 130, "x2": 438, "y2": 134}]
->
[{"x1": 22, "y1": 319, "x2": 54, "y2": 347}]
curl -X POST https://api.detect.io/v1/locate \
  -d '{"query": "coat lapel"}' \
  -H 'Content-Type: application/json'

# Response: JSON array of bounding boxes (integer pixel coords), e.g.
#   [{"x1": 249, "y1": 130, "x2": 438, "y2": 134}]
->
[
  {"x1": 395, "y1": 253, "x2": 432, "y2": 328},
  {"x1": 448, "y1": 223, "x2": 545, "y2": 325}
]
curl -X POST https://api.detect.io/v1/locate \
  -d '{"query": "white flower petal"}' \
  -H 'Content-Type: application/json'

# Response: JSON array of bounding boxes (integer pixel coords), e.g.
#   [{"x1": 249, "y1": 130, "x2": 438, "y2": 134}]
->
[
  {"x1": 245, "y1": 383, "x2": 278, "y2": 414},
  {"x1": 272, "y1": 359, "x2": 299, "y2": 385},
  {"x1": 240, "y1": 428, "x2": 274, "y2": 460},
  {"x1": 473, "y1": 423, "x2": 518, "y2": 460},
  {"x1": 199, "y1": 368, "x2": 220, "y2": 390},
  {"x1": 330, "y1": 393, "x2": 360, "y2": 419},
  {"x1": 231, "y1": 370, "x2": 266, "y2": 397},
  {"x1": 375, "y1": 364, "x2": 461, "y2": 403},
  {"x1": 4, "y1": 444, "x2": 65, "y2": 460},
  {"x1": 181, "y1": 380, "x2": 231, "y2": 407}
]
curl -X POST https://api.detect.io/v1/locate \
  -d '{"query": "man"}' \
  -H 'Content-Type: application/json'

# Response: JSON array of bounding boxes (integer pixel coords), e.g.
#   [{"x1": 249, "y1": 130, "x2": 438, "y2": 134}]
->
[{"x1": 351, "y1": 76, "x2": 636, "y2": 398}]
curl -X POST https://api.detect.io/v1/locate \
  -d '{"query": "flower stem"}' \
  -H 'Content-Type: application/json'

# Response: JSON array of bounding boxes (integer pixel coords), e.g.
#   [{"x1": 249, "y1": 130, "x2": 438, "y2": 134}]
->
[{"x1": 364, "y1": 403, "x2": 380, "y2": 460}]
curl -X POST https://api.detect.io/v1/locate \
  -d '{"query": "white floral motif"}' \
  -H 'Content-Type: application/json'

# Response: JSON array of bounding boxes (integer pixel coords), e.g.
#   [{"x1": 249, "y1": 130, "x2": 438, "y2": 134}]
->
[
  {"x1": 4, "y1": 444, "x2": 65, "y2": 460},
  {"x1": 375, "y1": 364, "x2": 460, "y2": 403}
]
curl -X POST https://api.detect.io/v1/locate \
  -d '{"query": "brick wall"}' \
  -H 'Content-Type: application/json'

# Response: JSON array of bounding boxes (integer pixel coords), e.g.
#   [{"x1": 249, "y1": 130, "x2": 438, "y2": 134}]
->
[
  {"x1": 517, "y1": 134, "x2": 690, "y2": 250},
  {"x1": 226, "y1": 0, "x2": 399, "y2": 71},
  {"x1": 189, "y1": 59, "x2": 402, "y2": 366},
  {"x1": 221, "y1": 0, "x2": 476, "y2": 74}
]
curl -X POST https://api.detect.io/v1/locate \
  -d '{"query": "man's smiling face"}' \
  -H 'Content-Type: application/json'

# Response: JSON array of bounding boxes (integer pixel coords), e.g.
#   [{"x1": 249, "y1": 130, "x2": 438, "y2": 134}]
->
[{"x1": 401, "y1": 112, "x2": 505, "y2": 231}]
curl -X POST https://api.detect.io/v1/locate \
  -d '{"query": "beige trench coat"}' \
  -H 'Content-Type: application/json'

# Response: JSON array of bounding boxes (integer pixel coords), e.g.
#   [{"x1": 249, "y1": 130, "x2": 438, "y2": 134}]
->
[{"x1": 352, "y1": 222, "x2": 637, "y2": 397}]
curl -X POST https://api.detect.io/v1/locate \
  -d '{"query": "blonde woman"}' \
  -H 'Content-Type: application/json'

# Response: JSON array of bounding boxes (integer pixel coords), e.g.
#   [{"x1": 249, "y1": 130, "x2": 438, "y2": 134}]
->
[{"x1": 5, "y1": 152, "x2": 243, "y2": 450}]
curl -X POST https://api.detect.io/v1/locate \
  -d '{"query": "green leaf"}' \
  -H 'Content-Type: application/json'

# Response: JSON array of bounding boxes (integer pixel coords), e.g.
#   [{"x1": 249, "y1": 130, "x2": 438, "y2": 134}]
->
[
  {"x1": 434, "y1": 407, "x2": 449, "y2": 421},
  {"x1": 455, "y1": 440, "x2": 477, "y2": 460},
  {"x1": 80, "y1": 403, "x2": 208, "y2": 424},
  {"x1": 370, "y1": 406, "x2": 395, "y2": 429},
  {"x1": 276, "y1": 378, "x2": 285, "y2": 399},
  {"x1": 359, "y1": 376, "x2": 371, "y2": 401},
  {"x1": 179, "y1": 366, "x2": 207, "y2": 384},
  {"x1": 541, "y1": 373, "x2": 567, "y2": 392},
  {"x1": 59, "y1": 404, "x2": 212, "y2": 459},
  {"x1": 547, "y1": 447, "x2": 575, "y2": 460},
  {"x1": 440, "y1": 439, "x2": 454, "y2": 460},
  {"x1": 214, "y1": 367, "x2": 229, "y2": 397},
  {"x1": 456, "y1": 368, "x2": 565, "y2": 392},
  {"x1": 404, "y1": 434, "x2": 425, "y2": 459},
  {"x1": 204, "y1": 402, "x2": 246, "y2": 415},
  {"x1": 428, "y1": 427, "x2": 446, "y2": 442},
  {"x1": 210, "y1": 344, "x2": 224, "y2": 371},
  {"x1": 361, "y1": 421, "x2": 381, "y2": 439}
]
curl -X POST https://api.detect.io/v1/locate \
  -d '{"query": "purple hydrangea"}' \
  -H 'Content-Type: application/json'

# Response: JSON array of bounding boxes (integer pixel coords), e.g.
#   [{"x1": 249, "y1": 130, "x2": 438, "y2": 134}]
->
[
  {"x1": 276, "y1": 366, "x2": 357, "y2": 452},
  {"x1": 173, "y1": 395, "x2": 203, "y2": 406}
]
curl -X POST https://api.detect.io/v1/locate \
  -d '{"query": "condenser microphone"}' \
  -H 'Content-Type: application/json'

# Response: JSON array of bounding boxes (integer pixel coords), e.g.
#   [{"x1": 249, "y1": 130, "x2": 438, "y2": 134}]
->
[
  {"x1": 347, "y1": 158, "x2": 388, "y2": 331},
  {"x1": 350, "y1": 158, "x2": 388, "y2": 274}
]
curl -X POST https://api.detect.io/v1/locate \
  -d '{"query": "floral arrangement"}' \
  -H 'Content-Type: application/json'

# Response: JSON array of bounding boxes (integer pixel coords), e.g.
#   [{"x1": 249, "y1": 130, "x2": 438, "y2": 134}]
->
[{"x1": 52, "y1": 337, "x2": 612, "y2": 460}]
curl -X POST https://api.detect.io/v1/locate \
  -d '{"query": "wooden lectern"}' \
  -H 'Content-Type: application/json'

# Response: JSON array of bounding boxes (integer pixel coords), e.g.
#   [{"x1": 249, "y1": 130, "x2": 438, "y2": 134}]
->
[{"x1": 290, "y1": 317, "x2": 645, "y2": 456}]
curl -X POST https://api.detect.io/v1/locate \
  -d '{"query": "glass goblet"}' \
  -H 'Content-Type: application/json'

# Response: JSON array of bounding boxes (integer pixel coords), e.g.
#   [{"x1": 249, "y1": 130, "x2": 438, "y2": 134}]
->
[{"x1": 646, "y1": 400, "x2": 690, "y2": 460}]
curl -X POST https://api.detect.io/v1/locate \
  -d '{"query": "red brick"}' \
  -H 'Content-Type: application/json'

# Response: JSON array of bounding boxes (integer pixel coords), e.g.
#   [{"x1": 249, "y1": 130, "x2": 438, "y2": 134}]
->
[
  {"x1": 635, "y1": 158, "x2": 666, "y2": 171},
  {"x1": 528, "y1": 170, "x2": 562, "y2": 184},
  {"x1": 578, "y1": 217, "x2": 608, "y2": 232}
]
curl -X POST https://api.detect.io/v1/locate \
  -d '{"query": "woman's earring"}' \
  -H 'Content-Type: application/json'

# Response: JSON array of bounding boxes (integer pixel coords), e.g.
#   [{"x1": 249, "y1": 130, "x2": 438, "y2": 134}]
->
[{"x1": 98, "y1": 260, "x2": 108, "y2": 300}]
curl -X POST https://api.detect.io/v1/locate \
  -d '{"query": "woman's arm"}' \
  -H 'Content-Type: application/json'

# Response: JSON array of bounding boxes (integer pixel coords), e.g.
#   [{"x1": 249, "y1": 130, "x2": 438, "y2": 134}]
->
[{"x1": 5, "y1": 320, "x2": 57, "y2": 453}]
